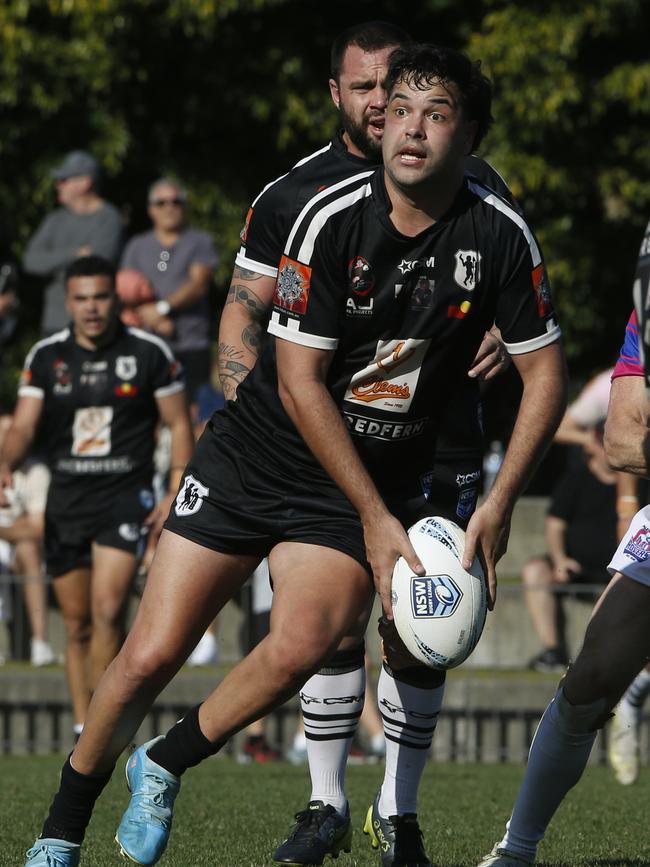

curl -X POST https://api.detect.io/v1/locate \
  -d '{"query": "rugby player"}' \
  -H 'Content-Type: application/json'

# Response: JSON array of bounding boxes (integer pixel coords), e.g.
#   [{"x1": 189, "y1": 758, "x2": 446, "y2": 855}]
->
[
  {"x1": 23, "y1": 44, "x2": 566, "y2": 867},
  {"x1": 223, "y1": 22, "x2": 513, "y2": 865},
  {"x1": 1, "y1": 255, "x2": 193, "y2": 740},
  {"x1": 476, "y1": 220, "x2": 650, "y2": 867}
]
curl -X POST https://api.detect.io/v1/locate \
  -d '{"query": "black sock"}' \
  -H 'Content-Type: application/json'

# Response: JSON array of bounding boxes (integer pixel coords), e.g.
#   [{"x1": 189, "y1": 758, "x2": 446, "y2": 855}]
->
[
  {"x1": 41, "y1": 756, "x2": 113, "y2": 844},
  {"x1": 147, "y1": 704, "x2": 224, "y2": 777}
]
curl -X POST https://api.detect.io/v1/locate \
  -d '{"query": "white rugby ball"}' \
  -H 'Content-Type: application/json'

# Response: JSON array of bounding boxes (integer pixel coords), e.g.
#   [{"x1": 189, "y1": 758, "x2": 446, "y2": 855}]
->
[{"x1": 391, "y1": 516, "x2": 487, "y2": 670}]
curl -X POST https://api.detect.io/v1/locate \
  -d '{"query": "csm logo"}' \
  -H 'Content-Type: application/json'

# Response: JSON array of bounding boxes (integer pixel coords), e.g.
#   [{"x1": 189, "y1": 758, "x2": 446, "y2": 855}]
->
[
  {"x1": 397, "y1": 256, "x2": 435, "y2": 275},
  {"x1": 410, "y1": 575, "x2": 462, "y2": 618}
]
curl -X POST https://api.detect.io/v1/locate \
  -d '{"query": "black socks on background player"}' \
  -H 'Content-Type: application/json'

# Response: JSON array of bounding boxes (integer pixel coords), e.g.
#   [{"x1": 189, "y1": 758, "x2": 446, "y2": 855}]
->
[
  {"x1": 41, "y1": 756, "x2": 113, "y2": 844},
  {"x1": 147, "y1": 703, "x2": 224, "y2": 777}
]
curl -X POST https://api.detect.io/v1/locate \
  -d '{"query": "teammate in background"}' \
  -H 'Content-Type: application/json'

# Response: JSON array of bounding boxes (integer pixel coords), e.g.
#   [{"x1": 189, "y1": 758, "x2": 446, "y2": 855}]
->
[
  {"x1": 1, "y1": 256, "x2": 193, "y2": 740},
  {"x1": 476, "y1": 222, "x2": 650, "y2": 867},
  {"x1": 222, "y1": 21, "x2": 511, "y2": 867},
  {"x1": 22, "y1": 44, "x2": 566, "y2": 867}
]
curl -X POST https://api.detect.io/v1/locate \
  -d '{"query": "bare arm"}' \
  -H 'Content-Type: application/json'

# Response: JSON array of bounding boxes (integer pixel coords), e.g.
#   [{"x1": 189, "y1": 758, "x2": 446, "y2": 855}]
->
[
  {"x1": 0, "y1": 396, "x2": 43, "y2": 504},
  {"x1": 604, "y1": 375, "x2": 650, "y2": 476},
  {"x1": 545, "y1": 515, "x2": 580, "y2": 582},
  {"x1": 217, "y1": 266, "x2": 275, "y2": 401},
  {"x1": 463, "y1": 341, "x2": 568, "y2": 606},
  {"x1": 137, "y1": 263, "x2": 215, "y2": 334},
  {"x1": 276, "y1": 337, "x2": 424, "y2": 615}
]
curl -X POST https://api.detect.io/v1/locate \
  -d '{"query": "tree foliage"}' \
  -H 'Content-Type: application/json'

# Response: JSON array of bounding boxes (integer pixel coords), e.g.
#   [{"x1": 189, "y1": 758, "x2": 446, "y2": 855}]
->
[{"x1": 1, "y1": 0, "x2": 649, "y2": 389}]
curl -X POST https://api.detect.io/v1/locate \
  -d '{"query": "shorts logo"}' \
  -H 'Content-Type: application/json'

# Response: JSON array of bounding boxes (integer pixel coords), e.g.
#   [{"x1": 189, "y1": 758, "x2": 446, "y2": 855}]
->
[
  {"x1": 175, "y1": 474, "x2": 209, "y2": 517},
  {"x1": 624, "y1": 525, "x2": 650, "y2": 562},
  {"x1": 115, "y1": 356, "x2": 137, "y2": 380},
  {"x1": 118, "y1": 523, "x2": 140, "y2": 542},
  {"x1": 274, "y1": 256, "x2": 311, "y2": 315},
  {"x1": 454, "y1": 250, "x2": 481, "y2": 291},
  {"x1": 410, "y1": 575, "x2": 462, "y2": 618},
  {"x1": 532, "y1": 264, "x2": 553, "y2": 316},
  {"x1": 456, "y1": 470, "x2": 481, "y2": 487},
  {"x1": 139, "y1": 489, "x2": 155, "y2": 510},
  {"x1": 456, "y1": 487, "x2": 477, "y2": 520}
]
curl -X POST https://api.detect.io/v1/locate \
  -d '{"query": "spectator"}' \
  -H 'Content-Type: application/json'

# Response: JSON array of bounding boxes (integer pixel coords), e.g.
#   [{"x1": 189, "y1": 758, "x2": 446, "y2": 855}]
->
[
  {"x1": 23, "y1": 150, "x2": 123, "y2": 335},
  {"x1": 119, "y1": 178, "x2": 218, "y2": 407},
  {"x1": 523, "y1": 429, "x2": 617, "y2": 671}
]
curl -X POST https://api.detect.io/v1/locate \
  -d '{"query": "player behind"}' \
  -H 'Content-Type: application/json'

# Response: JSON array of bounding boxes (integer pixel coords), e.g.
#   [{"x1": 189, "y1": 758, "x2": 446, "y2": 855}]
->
[
  {"x1": 21, "y1": 44, "x2": 566, "y2": 867},
  {"x1": 476, "y1": 220, "x2": 650, "y2": 867},
  {"x1": 0, "y1": 255, "x2": 193, "y2": 741}
]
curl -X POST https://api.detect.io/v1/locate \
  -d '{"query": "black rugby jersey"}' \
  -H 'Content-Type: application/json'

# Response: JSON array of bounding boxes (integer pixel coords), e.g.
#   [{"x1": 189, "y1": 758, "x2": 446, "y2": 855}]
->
[
  {"x1": 631, "y1": 219, "x2": 650, "y2": 391},
  {"x1": 224, "y1": 169, "x2": 560, "y2": 495},
  {"x1": 19, "y1": 323, "x2": 184, "y2": 493},
  {"x1": 236, "y1": 131, "x2": 517, "y2": 278}
]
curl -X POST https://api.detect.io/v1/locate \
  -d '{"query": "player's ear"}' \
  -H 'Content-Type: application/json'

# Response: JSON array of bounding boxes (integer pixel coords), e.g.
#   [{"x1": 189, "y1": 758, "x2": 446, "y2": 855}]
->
[{"x1": 329, "y1": 78, "x2": 341, "y2": 109}]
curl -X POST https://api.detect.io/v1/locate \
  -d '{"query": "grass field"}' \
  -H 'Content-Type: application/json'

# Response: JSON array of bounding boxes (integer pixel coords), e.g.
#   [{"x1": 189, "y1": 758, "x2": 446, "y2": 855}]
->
[{"x1": 3, "y1": 755, "x2": 650, "y2": 866}]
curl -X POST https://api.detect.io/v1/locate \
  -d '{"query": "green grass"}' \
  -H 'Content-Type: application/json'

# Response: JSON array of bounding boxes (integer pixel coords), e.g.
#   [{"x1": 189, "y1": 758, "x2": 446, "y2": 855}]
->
[{"x1": 3, "y1": 755, "x2": 650, "y2": 866}]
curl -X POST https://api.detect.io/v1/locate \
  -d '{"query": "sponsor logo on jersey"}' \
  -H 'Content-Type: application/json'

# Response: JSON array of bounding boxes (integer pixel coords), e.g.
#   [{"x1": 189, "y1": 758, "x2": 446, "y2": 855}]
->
[
  {"x1": 624, "y1": 525, "x2": 650, "y2": 562},
  {"x1": 115, "y1": 356, "x2": 137, "y2": 380},
  {"x1": 532, "y1": 263, "x2": 552, "y2": 316},
  {"x1": 398, "y1": 257, "x2": 435, "y2": 275},
  {"x1": 447, "y1": 300, "x2": 472, "y2": 319},
  {"x1": 410, "y1": 574, "x2": 462, "y2": 618},
  {"x1": 344, "y1": 339, "x2": 429, "y2": 413},
  {"x1": 71, "y1": 406, "x2": 113, "y2": 456},
  {"x1": 454, "y1": 250, "x2": 481, "y2": 291},
  {"x1": 348, "y1": 256, "x2": 374, "y2": 296},
  {"x1": 346, "y1": 297, "x2": 374, "y2": 317},
  {"x1": 344, "y1": 412, "x2": 427, "y2": 441},
  {"x1": 174, "y1": 474, "x2": 209, "y2": 517},
  {"x1": 456, "y1": 486, "x2": 477, "y2": 520},
  {"x1": 274, "y1": 255, "x2": 311, "y2": 315},
  {"x1": 240, "y1": 206, "x2": 253, "y2": 243},
  {"x1": 456, "y1": 470, "x2": 481, "y2": 487},
  {"x1": 410, "y1": 277, "x2": 435, "y2": 310},
  {"x1": 118, "y1": 523, "x2": 140, "y2": 542},
  {"x1": 53, "y1": 359, "x2": 72, "y2": 395}
]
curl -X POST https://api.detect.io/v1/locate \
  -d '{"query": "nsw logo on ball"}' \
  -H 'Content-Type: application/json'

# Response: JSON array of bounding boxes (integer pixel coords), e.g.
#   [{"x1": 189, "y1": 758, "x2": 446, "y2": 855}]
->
[{"x1": 410, "y1": 575, "x2": 462, "y2": 619}]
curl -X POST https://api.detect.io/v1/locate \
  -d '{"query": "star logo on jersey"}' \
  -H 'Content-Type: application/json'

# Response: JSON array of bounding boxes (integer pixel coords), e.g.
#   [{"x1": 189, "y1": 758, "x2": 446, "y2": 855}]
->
[
  {"x1": 274, "y1": 255, "x2": 310, "y2": 315},
  {"x1": 454, "y1": 250, "x2": 481, "y2": 291},
  {"x1": 532, "y1": 263, "x2": 552, "y2": 316},
  {"x1": 115, "y1": 356, "x2": 137, "y2": 380},
  {"x1": 397, "y1": 256, "x2": 435, "y2": 275}
]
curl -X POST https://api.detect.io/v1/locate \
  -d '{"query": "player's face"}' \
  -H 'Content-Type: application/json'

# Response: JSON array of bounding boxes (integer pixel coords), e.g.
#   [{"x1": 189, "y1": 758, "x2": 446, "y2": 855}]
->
[
  {"x1": 148, "y1": 184, "x2": 186, "y2": 232},
  {"x1": 66, "y1": 274, "x2": 116, "y2": 343},
  {"x1": 330, "y1": 44, "x2": 397, "y2": 161},
  {"x1": 382, "y1": 78, "x2": 477, "y2": 190}
]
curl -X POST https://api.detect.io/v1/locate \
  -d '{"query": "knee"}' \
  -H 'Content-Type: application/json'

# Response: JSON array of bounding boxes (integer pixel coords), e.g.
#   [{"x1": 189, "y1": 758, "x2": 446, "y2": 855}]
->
[
  {"x1": 264, "y1": 629, "x2": 333, "y2": 682},
  {"x1": 92, "y1": 594, "x2": 126, "y2": 629},
  {"x1": 117, "y1": 639, "x2": 179, "y2": 690},
  {"x1": 522, "y1": 558, "x2": 552, "y2": 588},
  {"x1": 563, "y1": 653, "x2": 620, "y2": 712},
  {"x1": 62, "y1": 614, "x2": 92, "y2": 644}
]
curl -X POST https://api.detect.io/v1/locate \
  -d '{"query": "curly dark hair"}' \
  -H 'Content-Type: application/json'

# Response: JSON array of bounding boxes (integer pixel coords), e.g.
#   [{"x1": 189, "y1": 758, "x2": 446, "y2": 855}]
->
[{"x1": 386, "y1": 43, "x2": 493, "y2": 151}]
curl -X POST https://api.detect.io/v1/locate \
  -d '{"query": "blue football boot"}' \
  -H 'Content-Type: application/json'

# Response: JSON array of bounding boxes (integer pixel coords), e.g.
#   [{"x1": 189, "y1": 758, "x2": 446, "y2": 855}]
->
[
  {"x1": 24, "y1": 838, "x2": 80, "y2": 866},
  {"x1": 115, "y1": 737, "x2": 181, "y2": 865}
]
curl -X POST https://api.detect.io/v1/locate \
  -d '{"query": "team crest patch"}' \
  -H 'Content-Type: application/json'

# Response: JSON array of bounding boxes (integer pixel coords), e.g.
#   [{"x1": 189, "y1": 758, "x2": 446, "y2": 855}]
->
[
  {"x1": 274, "y1": 255, "x2": 311, "y2": 315},
  {"x1": 624, "y1": 525, "x2": 650, "y2": 562},
  {"x1": 454, "y1": 250, "x2": 481, "y2": 291},
  {"x1": 115, "y1": 356, "x2": 137, "y2": 380},
  {"x1": 348, "y1": 256, "x2": 375, "y2": 296},
  {"x1": 175, "y1": 474, "x2": 209, "y2": 517},
  {"x1": 410, "y1": 575, "x2": 462, "y2": 618},
  {"x1": 531, "y1": 264, "x2": 552, "y2": 316}
]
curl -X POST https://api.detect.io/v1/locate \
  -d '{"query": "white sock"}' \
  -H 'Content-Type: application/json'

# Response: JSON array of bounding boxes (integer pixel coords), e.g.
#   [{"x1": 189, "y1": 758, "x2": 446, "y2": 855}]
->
[
  {"x1": 499, "y1": 690, "x2": 597, "y2": 861},
  {"x1": 300, "y1": 663, "x2": 365, "y2": 814},
  {"x1": 377, "y1": 666, "x2": 443, "y2": 816},
  {"x1": 73, "y1": 723, "x2": 84, "y2": 736},
  {"x1": 622, "y1": 668, "x2": 650, "y2": 717}
]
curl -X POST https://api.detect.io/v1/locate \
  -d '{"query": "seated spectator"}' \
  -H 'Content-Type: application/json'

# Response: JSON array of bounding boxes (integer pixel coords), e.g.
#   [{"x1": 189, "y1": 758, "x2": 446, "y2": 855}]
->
[
  {"x1": 119, "y1": 178, "x2": 219, "y2": 408},
  {"x1": 23, "y1": 150, "x2": 123, "y2": 335},
  {"x1": 523, "y1": 428, "x2": 617, "y2": 671}
]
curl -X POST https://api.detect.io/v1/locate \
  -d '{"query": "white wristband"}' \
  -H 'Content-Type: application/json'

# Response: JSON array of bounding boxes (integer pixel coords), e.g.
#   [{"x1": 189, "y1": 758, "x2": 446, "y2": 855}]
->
[{"x1": 156, "y1": 299, "x2": 171, "y2": 316}]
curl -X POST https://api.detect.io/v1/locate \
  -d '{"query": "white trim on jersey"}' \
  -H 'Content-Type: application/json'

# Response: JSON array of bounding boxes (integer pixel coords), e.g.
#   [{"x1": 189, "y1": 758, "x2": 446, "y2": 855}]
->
[
  {"x1": 17, "y1": 386, "x2": 44, "y2": 399},
  {"x1": 233, "y1": 251, "x2": 278, "y2": 278},
  {"x1": 285, "y1": 171, "x2": 374, "y2": 261},
  {"x1": 467, "y1": 179, "x2": 542, "y2": 267},
  {"x1": 22, "y1": 328, "x2": 70, "y2": 371},
  {"x1": 504, "y1": 327, "x2": 561, "y2": 355},
  {"x1": 154, "y1": 381, "x2": 185, "y2": 399},
  {"x1": 250, "y1": 143, "x2": 332, "y2": 208},
  {"x1": 268, "y1": 312, "x2": 338, "y2": 351},
  {"x1": 127, "y1": 326, "x2": 176, "y2": 362}
]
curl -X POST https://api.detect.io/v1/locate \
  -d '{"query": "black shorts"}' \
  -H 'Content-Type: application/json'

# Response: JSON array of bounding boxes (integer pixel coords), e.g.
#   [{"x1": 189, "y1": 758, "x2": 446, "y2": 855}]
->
[
  {"x1": 164, "y1": 416, "x2": 481, "y2": 572},
  {"x1": 175, "y1": 348, "x2": 211, "y2": 404},
  {"x1": 45, "y1": 482, "x2": 153, "y2": 577}
]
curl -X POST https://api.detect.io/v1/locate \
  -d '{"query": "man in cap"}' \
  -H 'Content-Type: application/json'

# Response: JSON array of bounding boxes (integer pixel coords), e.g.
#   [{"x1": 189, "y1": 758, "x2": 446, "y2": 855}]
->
[{"x1": 24, "y1": 150, "x2": 123, "y2": 335}]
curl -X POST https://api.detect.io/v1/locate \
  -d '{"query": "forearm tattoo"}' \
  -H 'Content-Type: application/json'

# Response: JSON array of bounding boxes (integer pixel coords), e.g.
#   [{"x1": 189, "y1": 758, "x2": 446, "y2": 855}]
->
[
  {"x1": 225, "y1": 283, "x2": 267, "y2": 322},
  {"x1": 217, "y1": 342, "x2": 251, "y2": 401}
]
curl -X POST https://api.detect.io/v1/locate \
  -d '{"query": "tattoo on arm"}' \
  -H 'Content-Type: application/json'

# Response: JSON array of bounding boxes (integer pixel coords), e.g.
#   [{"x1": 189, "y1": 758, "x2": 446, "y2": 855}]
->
[
  {"x1": 233, "y1": 265, "x2": 263, "y2": 281},
  {"x1": 219, "y1": 360, "x2": 252, "y2": 402},
  {"x1": 225, "y1": 283, "x2": 268, "y2": 322},
  {"x1": 242, "y1": 324, "x2": 262, "y2": 356},
  {"x1": 218, "y1": 341, "x2": 245, "y2": 361}
]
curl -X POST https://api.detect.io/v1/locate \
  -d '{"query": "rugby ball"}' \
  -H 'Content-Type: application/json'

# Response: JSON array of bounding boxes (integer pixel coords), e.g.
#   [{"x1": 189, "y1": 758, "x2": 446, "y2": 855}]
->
[{"x1": 391, "y1": 516, "x2": 487, "y2": 670}]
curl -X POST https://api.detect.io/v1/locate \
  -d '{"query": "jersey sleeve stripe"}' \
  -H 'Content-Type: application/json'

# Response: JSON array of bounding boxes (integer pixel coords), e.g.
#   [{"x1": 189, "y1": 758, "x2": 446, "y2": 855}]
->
[
  {"x1": 284, "y1": 171, "x2": 374, "y2": 262},
  {"x1": 127, "y1": 327, "x2": 176, "y2": 362},
  {"x1": 504, "y1": 325, "x2": 561, "y2": 355},
  {"x1": 17, "y1": 386, "x2": 44, "y2": 399},
  {"x1": 467, "y1": 179, "x2": 542, "y2": 267},
  {"x1": 233, "y1": 251, "x2": 278, "y2": 278},
  {"x1": 22, "y1": 328, "x2": 70, "y2": 371},
  {"x1": 250, "y1": 143, "x2": 332, "y2": 207},
  {"x1": 154, "y1": 381, "x2": 185, "y2": 398},
  {"x1": 268, "y1": 312, "x2": 338, "y2": 351}
]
